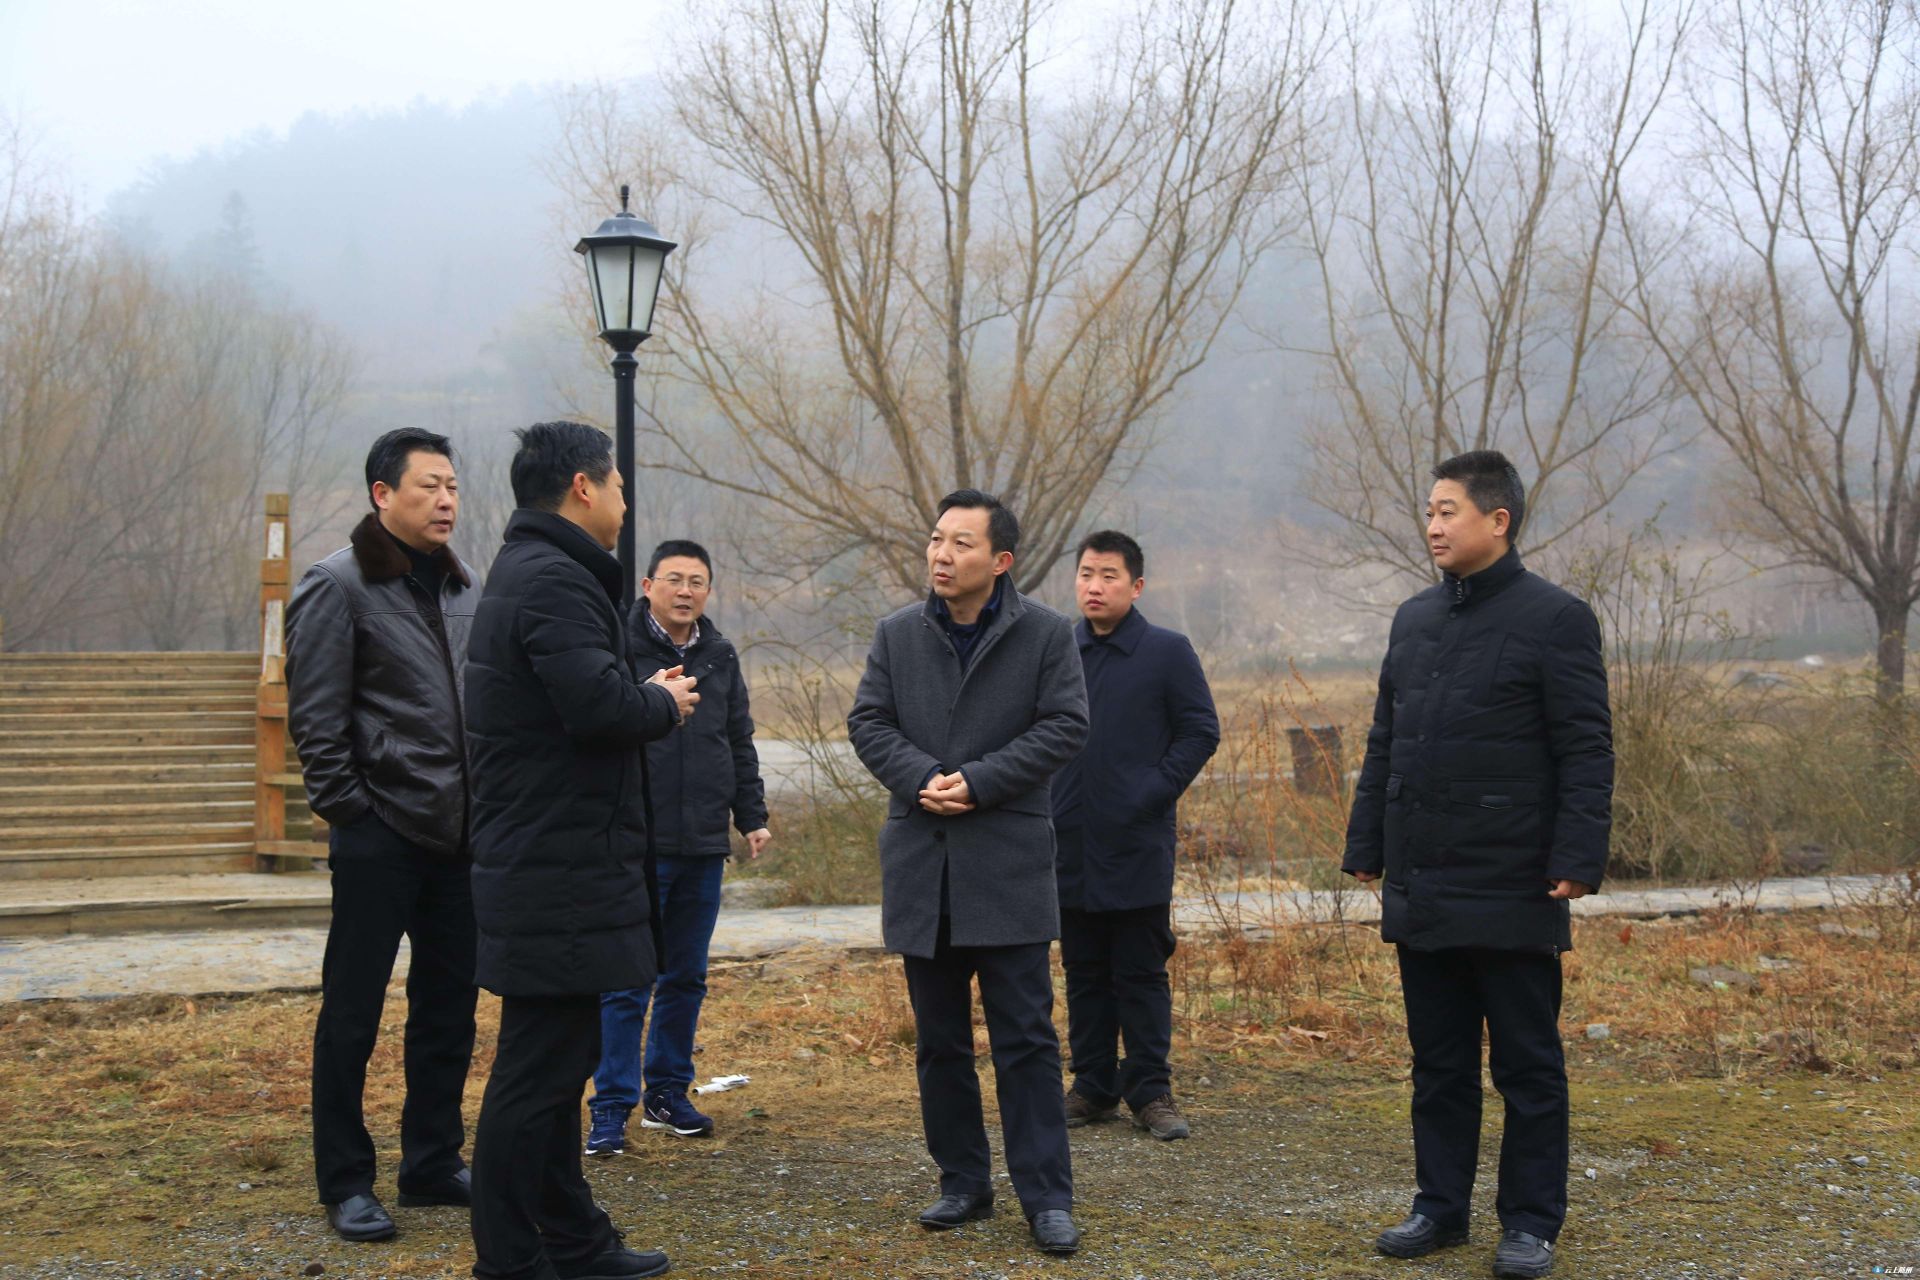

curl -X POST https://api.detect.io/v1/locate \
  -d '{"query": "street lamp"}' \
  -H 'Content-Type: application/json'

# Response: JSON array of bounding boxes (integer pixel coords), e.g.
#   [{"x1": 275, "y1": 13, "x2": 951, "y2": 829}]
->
[{"x1": 576, "y1": 184, "x2": 677, "y2": 605}]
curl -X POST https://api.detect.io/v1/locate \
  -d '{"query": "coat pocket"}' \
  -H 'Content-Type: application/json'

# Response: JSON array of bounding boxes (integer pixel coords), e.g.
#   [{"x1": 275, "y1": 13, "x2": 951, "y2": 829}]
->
[{"x1": 1445, "y1": 777, "x2": 1549, "y2": 888}]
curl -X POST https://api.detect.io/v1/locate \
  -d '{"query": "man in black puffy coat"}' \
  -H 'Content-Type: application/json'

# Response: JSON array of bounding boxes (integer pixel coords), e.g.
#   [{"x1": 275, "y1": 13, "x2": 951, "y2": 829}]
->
[
  {"x1": 1342, "y1": 450, "x2": 1612, "y2": 1280},
  {"x1": 463, "y1": 422, "x2": 698, "y2": 1280}
]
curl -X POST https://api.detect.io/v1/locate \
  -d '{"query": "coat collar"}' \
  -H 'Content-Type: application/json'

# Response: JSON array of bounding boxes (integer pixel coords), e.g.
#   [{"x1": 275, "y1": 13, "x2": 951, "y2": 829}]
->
[
  {"x1": 504, "y1": 508, "x2": 622, "y2": 603},
  {"x1": 1075, "y1": 603, "x2": 1148, "y2": 654},
  {"x1": 922, "y1": 573, "x2": 1021, "y2": 636},
  {"x1": 349, "y1": 512, "x2": 472, "y2": 589},
  {"x1": 630, "y1": 598, "x2": 723, "y2": 655},
  {"x1": 1444, "y1": 547, "x2": 1525, "y2": 605}
]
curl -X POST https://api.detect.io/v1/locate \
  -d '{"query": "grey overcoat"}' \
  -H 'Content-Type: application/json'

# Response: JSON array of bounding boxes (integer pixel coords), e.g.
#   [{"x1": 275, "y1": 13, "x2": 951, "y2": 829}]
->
[{"x1": 848, "y1": 585, "x2": 1090, "y2": 959}]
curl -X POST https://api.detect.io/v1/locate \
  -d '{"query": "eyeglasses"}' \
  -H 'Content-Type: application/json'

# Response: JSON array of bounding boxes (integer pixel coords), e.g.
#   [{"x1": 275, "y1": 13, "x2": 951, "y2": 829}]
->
[{"x1": 658, "y1": 574, "x2": 710, "y2": 592}]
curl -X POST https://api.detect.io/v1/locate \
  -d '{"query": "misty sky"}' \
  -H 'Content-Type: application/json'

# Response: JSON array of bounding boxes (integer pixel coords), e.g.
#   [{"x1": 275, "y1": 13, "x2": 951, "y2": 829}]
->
[{"x1": 1, "y1": 0, "x2": 669, "y2": 207}]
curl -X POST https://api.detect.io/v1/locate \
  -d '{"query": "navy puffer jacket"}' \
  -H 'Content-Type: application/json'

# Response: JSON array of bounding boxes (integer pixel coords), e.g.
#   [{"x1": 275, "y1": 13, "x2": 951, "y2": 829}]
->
[{"x1": 1343, "y1": 550, "x2": 1613, "y2": 953}]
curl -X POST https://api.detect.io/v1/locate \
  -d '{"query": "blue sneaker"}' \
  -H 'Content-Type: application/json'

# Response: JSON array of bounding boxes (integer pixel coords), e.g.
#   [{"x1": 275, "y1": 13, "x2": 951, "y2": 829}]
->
[
  {"x1": 640, "y1": 1088, "x2": 714, "y2": 1137},
  {"x1": 585, "y1": 1104, "x2": 629, "y2": 1157}
]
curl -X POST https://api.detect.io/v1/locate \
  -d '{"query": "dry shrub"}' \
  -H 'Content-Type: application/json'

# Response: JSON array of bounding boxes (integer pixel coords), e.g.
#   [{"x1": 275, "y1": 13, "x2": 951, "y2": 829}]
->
[{"x1": 736, "y1": 652, "x2": 884, "y2": 906}]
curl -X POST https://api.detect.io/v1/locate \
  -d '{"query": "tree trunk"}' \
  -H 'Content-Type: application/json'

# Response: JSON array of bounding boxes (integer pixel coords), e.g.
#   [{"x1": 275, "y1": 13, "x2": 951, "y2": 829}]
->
[{"x1": 1872, "y1": 593, "x2": 1909, "y2": 705}]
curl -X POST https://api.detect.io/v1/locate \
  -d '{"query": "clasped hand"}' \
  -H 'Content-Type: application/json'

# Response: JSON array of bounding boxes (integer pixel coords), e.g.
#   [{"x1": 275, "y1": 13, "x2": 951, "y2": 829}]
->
[
  {"x1": 646, "y1": 665, "x2": 700, "y2": 722},
  {"x1": 919, "y1": 771, "x2": 975, "y2": 815}
]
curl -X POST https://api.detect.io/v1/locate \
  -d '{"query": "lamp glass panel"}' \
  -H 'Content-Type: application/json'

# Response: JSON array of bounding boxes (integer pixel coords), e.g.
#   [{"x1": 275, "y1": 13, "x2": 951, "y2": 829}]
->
[
  {"x1": 591, "y1": 243, "x2": 637, "y2": 333},
  {"x1": 627, "y1": 245, "x2": 667, "y2": 336}
]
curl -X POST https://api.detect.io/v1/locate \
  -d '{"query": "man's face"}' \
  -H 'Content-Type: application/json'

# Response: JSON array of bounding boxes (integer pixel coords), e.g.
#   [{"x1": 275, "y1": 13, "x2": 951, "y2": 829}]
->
[
  {"x1": 372, "y1": 450, "x2": 458, "y2": 552},
  {"x1": 1426, "y1": 478, "x2": 1508, "y2": 576},
  {"x1": 644, "y1": 555, "x2": 712, "y2": 629},
  {"x1": 927, "y1": 505, "x2": 1008, "y2": 602},
  {"x1": 1075, "y1": 549, "x2": 1142, "y2": 629},
  {"x1": 580, "y1": 466, "x2": 627, "y2": 552}
]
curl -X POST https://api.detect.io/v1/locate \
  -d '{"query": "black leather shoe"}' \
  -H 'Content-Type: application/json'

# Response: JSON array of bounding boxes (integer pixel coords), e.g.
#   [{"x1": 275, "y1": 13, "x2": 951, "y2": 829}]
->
[
  {"x1": 395, "y1": 1166, "x2": 471, "y2": 1208},
  {"x1": 1374, "y1": 1212, "x2": 1468, "y2": 1258},
  {"x1": 324, "y1": 1192, "x2": 396, "y2": 1242},
  {"x1": 918, "y1": 1191, "x2": 994, "y2": 1229},
  {"x1": 554, "y1": 1245, "x2": 671, "y2": 1279},
  {"x1": 1492, "y1": 1229, "x2": 1555, "y2": 1278},
  {"x1": 1029, "y1": 1209, "x2": 1082, "y2": 1255}
]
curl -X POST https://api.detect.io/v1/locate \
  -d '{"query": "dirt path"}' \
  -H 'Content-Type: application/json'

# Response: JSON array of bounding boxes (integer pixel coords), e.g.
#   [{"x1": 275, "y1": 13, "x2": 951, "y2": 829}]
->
[{"x1": 0, "y1": 1054, "x2": 1911, "y2": 1279}]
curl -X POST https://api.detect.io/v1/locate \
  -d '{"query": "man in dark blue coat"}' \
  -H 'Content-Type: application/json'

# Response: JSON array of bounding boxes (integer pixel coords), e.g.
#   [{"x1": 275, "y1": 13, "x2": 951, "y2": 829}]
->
[
  {"x1": 464, "y1": 422, "x2": 698, "y2": 1280},
  {"x1": 1051, "y1": 531, "x2": 1219, "y2": 1141},
  {"x1": 1342, "y1": 450, "x2": 1612, "y2": 1280}
]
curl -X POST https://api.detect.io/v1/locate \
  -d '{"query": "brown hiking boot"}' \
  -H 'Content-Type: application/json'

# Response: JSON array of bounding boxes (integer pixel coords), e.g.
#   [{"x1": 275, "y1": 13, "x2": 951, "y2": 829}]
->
[
  {"x1": 1130, "y1": 1093, "x2": 1191, "y2": 1140},
  {"x1": 1063, "y1": 1089, "x2": 1120, "y2": 1127}
]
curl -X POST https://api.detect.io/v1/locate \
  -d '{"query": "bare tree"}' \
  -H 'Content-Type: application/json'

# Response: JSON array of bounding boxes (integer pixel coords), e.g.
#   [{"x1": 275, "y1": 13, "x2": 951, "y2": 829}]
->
[
  {"x1": 0, "y1": 118, "x2": 354, "y2": 651},
  {"x1": 556, "y1": 0, "x2": 1325, "y2": 594},
  {"x1": 1626, "y1": 0, "x2": 1920, "y2": 700},
  {"x1": 1294, "y1": 0, "x2": 1694, "y2": 589}
]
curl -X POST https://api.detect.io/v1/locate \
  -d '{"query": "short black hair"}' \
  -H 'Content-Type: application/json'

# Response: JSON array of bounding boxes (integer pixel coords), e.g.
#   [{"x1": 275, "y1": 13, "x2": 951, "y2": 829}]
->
[
  {"x1": 1432, "y1": 449, "x2": 1526, "y2": 544},
  {"x1": 364, "y1": 428, "x2": 454, "y2": 508},
  {"x1": 510, "y1": 421, "x2": 614, "y2": 512},
  {"x1": 936, "y1": 489, "x2": 1020, "y2": 557},
  {"x1": 1076, "y1": 530, "x2": 1144, "y2": 582},
  {"x1": 647, "y1": 539, "x2": 713, "y2": 579}
]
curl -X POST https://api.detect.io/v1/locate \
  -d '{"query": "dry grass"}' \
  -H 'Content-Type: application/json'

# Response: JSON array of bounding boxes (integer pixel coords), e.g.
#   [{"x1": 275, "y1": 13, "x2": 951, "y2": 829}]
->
[{"x1": 1, "y1": 908, "x2": 1915, "y2": 1277}]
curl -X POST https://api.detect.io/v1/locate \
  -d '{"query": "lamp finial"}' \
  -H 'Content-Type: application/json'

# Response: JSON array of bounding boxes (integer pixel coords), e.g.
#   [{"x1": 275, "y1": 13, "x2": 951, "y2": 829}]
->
[{"x1": 619, "y1": 184, "x2": 630, "y2": 214}]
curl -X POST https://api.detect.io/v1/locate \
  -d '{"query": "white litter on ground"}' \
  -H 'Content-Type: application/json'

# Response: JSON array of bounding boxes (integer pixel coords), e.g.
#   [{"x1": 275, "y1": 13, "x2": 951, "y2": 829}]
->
[{"x1": 692, "y1": 1074, "x2": 752, "y2": 1094}]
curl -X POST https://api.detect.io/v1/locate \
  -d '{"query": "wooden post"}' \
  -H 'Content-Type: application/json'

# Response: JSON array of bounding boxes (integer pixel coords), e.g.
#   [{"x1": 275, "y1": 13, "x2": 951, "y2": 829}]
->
[
  {"x1": 255, "y1": 494, "x2": 292, "y2": 870},
  {"x1": 1286, "y1": 724, "x2": 1344, "y2": 795}
]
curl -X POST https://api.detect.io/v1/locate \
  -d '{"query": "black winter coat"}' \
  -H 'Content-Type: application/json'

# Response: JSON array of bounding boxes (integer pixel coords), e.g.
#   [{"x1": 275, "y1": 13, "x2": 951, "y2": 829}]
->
[
  {"x1": 626, "y1": 603, "x2": 769, "y2": 857},
  {"x1": 1342, "y1": 550, "x2": 1613, "y2": 953},
  {"x1": 1051, "y1": 607, "x2": 1221, "y2": 911},
  {"x1": 464, "y1": 510, "x2": 681, "y2": 997}
]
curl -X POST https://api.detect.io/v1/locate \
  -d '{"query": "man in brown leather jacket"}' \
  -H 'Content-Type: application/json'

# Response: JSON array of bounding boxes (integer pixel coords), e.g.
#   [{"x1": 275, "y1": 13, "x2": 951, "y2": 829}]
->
[{"x1": 286, "y1": 427, "x2": 479, "y2": 1244}]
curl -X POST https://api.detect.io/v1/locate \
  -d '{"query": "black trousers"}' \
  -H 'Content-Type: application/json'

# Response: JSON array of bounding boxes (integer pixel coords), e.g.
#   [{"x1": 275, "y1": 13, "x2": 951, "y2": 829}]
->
[
  {"x1": 902, "y1": 918, "x2": 1073, "y2": 1218},
  {"x1": 312, "y1": 814, "x2": 478, "y2": 1203},
  {"x1": 1396, "y1": 945, "x2": 1568, "y2": 1240},
  {"x1": 1059, "y1": 903, "x2": 1176, "y2": 1110},
  {"x1": 471, "y1": 994, "x2": 620, "y2": 1280}
]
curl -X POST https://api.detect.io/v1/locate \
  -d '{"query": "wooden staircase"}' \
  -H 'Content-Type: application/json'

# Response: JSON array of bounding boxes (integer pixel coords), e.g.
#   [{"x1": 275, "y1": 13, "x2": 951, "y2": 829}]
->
[
  {"x1": 0, "y1": 649, "x2": 332, "y2": 937},
  {"x1": 0, "y1": 651, "x2": 313, "y2": 880}
]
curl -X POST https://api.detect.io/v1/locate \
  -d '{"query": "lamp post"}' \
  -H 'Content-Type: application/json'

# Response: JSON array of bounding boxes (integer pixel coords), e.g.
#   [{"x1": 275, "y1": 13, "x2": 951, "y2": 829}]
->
[{"x1": 576, "y1": 184, "x2": 677, "y2": 605}]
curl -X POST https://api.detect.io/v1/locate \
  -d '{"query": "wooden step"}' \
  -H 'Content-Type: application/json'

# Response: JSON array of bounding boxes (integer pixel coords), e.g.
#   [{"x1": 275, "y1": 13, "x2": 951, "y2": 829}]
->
[
  {"x1": 0, "y1": 710, "x2": 257, "y2": 729},
  {"x1": 0, "y1": 725, "x2": 257, "y2": 744},
  {"x1": 0, "y1": 744, "x2": 253, "y2": 764},
  {"x1": 0, "y1": 843, "x2": 263, "y2": 879},
  {"x1": 0, "y1": 761, "x2": 255, "y2": 785},
  {"x1": 0, "y1": 802, "x2": 259, "y2": 821},
  {"x1": 0, "y1": 651, "x2": 255, "y2": 662},
  {"x1": 0, "y1": 706, "x2": 259, "y2": 725},
  {"x1": 0, "y1": 656, "x2": 257, "y2": 675},
  {"x1": 0, "y1": 870, "x2": 332, "y2": 936},
  {"x1": 0, "y1": 676, "x2": 255, "y2": 692},
  {"x1": 0, "y1": 780, "x2": 254, "y2": 804},
  {"x1": 0, "y1": 819, "x2": 260, "y2": 852}
]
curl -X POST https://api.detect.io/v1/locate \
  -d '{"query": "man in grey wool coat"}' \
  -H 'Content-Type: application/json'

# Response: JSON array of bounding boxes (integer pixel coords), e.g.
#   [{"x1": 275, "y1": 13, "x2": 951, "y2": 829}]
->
[{"x1": 847, "y1": 488, "x2": 1090, "y2": 1256}]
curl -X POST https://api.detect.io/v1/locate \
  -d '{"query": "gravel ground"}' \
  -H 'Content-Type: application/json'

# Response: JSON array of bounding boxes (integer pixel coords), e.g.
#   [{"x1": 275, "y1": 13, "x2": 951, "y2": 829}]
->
[{"x1": 2, "y1": 1062, "x2": 1913, "y2": 1280}]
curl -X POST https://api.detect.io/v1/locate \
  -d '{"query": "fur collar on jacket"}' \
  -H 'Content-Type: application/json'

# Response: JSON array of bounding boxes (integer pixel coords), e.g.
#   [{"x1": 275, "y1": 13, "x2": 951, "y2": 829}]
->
[{"x1": 348, "y1": 512, "x2": 472, "y2": 589}]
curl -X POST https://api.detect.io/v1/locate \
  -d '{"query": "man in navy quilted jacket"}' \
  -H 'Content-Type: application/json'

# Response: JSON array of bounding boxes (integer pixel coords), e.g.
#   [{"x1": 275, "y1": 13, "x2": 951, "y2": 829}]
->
[
  {"x1": 1050, "y1": 531, "x2": 1219, "y2": 1142},
  {"x1": 1342, "y1": 450, "x2": 1613, "y2": 1280}
]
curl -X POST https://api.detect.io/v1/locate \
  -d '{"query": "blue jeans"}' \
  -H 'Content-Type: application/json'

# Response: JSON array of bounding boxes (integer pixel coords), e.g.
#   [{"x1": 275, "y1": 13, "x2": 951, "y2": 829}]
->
[{"x1": 591, "y1": 854, "x2": 726, "y2": 1110}]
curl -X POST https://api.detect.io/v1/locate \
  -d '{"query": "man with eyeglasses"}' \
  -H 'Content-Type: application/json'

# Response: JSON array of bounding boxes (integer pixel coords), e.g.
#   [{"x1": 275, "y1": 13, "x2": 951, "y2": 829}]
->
[{"x1": 586, "y1": 540, "x2": 771, "y2": 1155}]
